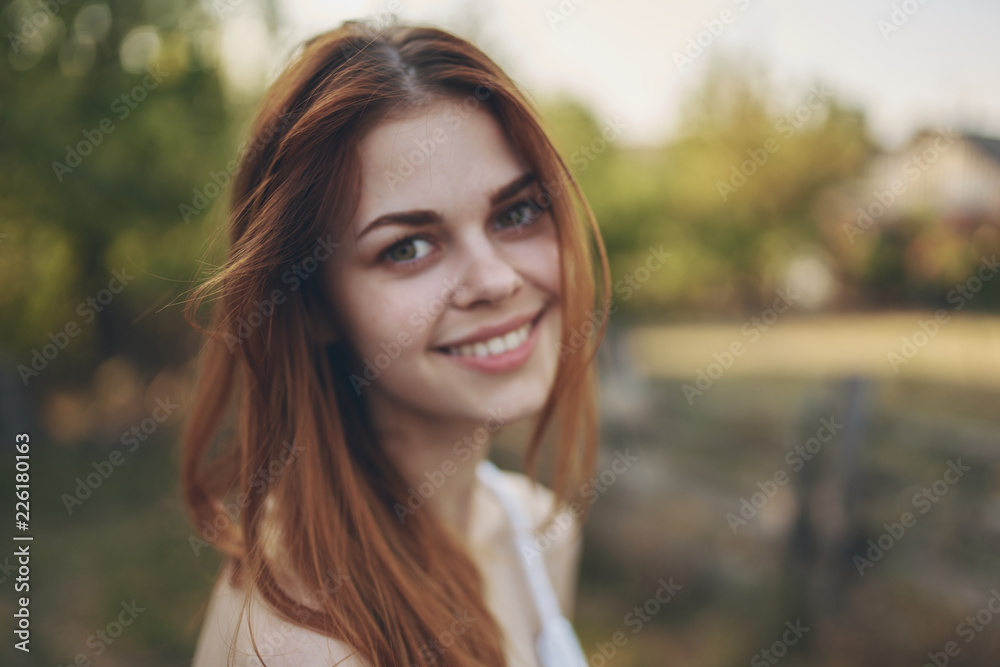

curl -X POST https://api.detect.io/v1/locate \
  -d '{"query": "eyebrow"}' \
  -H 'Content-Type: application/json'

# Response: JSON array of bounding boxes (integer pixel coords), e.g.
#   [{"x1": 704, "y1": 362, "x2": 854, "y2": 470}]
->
[{"x1": 355, "y1": 172, "x2": 537, "y2": 241}]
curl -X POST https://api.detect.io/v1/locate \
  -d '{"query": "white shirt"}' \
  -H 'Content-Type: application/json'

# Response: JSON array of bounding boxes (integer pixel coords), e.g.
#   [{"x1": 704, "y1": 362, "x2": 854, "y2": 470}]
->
[{"x1": 190, "y1": 462, "x2": 585, "y2": 666}]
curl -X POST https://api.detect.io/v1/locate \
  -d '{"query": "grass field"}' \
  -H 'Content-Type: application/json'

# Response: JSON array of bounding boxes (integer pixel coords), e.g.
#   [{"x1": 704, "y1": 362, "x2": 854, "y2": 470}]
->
[{"x1": 2, "y1": 312, "x2": 998, "y2": 666}]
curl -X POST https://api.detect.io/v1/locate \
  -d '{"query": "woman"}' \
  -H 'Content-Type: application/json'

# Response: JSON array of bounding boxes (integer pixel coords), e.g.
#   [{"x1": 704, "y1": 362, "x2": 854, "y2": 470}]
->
[{"x1": 183, "y1": 19, "x2": 610, "y2": 667}]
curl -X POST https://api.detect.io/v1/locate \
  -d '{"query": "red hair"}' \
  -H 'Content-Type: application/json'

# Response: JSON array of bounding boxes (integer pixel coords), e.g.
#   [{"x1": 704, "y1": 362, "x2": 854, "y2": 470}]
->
[{"x1": 181, "y1": 20, "x2": 610, "y2": 666}]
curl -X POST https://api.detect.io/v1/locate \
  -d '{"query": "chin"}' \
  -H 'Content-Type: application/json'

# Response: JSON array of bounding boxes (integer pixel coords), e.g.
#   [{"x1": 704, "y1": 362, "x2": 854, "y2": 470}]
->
[{"x1": 495, "y1": 387, "x2": 549, "y2": 422}]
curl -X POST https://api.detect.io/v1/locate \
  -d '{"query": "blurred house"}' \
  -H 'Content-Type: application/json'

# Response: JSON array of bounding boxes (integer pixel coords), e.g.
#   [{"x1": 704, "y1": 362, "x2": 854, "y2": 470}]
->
[
  {"x1": 854, "y1": 129, "x2": 1000, "y2": 228},
  {"x1": 814, "y1": 129, "x2": 1000, "y2": 311}
]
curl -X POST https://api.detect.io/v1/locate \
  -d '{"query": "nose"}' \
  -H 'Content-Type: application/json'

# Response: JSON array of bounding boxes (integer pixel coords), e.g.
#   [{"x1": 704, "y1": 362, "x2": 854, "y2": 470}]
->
[{"x1": 448, "y1": 240, "x2": 523, "y2": 309}]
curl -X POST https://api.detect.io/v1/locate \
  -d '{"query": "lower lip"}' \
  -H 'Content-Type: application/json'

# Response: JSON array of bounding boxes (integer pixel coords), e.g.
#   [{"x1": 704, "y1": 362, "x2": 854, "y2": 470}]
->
[{"x1": 433, "y1": 309, "x2": 545, "y2": 374}]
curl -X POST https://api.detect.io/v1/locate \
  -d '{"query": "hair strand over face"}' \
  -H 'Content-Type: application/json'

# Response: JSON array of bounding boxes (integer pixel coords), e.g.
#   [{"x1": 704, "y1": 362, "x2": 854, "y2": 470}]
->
[{"x1": 180, "y1": 19, "x2": 611, "y2": 667}]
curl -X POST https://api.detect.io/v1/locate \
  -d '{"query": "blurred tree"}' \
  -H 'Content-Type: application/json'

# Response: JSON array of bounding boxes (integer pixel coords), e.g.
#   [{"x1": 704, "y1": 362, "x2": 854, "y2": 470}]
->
[
  {"x1": 660, "y1": 57, "x2": 874, "y2": 316},
  {"x1": 1, "y1": 0, "x2": 232, "y2": 383},
  {"x1": 542, "y1": 56, "x2": 875, "y2": 319}
]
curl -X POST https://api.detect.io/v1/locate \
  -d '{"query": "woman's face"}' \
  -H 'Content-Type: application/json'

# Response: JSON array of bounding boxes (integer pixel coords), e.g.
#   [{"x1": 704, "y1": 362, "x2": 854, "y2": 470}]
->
[{"x1": 323, "y1": 97, "x2": 563, "y2": 431}]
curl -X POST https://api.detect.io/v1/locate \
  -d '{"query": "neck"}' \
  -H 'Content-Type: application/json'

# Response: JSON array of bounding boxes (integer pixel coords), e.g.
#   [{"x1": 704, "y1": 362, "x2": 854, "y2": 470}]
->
[{"x1": 370, "y1": 403, "x2": 494, "y2": 540}]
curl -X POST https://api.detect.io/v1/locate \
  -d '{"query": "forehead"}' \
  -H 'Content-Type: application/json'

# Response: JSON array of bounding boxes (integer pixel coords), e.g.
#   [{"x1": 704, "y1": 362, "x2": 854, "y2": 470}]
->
[{"x1": 351, "y1": 98, "x2": 530, "y2": 229}]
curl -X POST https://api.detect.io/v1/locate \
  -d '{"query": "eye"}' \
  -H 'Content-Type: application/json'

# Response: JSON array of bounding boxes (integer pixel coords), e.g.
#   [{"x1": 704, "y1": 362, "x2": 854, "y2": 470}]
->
[
  {"x1": 496, "y1": 199, "x2": 544, "y2": 232},
  {"x1": 382, "y1": 236, "x2": 434, "y2": 265}
]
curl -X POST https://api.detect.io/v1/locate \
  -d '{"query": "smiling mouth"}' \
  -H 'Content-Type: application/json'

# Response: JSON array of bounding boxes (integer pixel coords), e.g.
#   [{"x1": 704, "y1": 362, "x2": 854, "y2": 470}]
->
[{"x1": 434, "y1": 308, "x2": 546, "y2": 359}]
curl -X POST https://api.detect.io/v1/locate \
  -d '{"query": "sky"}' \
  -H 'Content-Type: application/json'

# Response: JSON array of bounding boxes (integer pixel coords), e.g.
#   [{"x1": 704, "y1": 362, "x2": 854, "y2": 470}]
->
[{"x1": 217, "y1": 0, "x2": 1000, "y2": 150}]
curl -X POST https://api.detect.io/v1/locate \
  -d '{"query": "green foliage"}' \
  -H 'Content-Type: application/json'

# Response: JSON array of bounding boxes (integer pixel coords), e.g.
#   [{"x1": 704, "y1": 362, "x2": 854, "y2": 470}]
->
[
  {"x1": 1, "y1": 0, "x2": 232, "y2": 374},
  {"x1": 4, "y1": 18, "x2": 994, "y2": 384},
  {"x1": 540, "y1": 56, "x2": 875, "y2": 318}
]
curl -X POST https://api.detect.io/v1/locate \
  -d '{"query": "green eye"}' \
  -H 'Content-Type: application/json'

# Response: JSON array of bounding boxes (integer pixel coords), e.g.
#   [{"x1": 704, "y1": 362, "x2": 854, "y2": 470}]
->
[
  {"x1": 385, "y1": 237, "x2": 433, "y2": 264},
  {"x1": 498, "y1": 200, "x2": 543, "y2": 230}
]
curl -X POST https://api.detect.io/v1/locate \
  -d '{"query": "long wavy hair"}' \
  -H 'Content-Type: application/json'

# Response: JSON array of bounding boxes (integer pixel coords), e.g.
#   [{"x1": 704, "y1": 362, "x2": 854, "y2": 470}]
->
[{"x1": 181, "y1": 19, "x2": 610, "y2": 667}]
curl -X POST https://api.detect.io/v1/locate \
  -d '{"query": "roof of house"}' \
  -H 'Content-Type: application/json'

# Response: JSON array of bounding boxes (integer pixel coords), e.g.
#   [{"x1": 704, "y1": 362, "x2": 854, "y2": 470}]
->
[{"x1": 965, "y1": 134, "x2": 1000, "y2": 166}]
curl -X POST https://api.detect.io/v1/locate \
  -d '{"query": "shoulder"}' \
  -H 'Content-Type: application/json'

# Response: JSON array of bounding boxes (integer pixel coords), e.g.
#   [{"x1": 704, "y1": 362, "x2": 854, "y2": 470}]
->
[
  {"x1": 496, "y1": 469, "x2": 565, "y2": 529},
  {"x1": 191, "y1": 563, "x2": 370, "y2": 667},
  {"x1": 495, "y1": 469, "x2": 584, "y2": 618}
]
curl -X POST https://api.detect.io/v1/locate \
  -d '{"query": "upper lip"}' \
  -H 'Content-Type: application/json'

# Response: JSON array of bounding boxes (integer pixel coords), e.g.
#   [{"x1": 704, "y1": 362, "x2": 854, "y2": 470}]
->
[{"x1": 434, "y1": 306, "x2": 546, "y2": 349}]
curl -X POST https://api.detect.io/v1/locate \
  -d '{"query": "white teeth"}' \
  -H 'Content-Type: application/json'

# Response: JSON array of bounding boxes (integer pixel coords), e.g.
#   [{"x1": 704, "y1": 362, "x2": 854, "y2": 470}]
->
[{"x1": 447, "y1": 321, "x2": 531, "y2": 358}]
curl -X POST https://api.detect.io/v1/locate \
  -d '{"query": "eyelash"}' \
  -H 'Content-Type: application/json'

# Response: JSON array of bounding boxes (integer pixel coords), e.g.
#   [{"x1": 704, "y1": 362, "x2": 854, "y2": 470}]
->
[{"x1": 378, "y1": 198, "x2": 546, "y2": 266}]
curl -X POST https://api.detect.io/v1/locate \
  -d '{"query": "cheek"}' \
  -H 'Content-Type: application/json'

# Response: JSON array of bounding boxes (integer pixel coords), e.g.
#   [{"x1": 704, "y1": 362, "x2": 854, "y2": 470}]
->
[
  {"x1": 519, "y1": 232, "x2": 562, "y2": 297},
  {"x1": 353, "y1": 300, "x2": 415, "y2": 356},
  {"x1": 341, "y1": 280, "x2": 437, "y2": 358}
]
